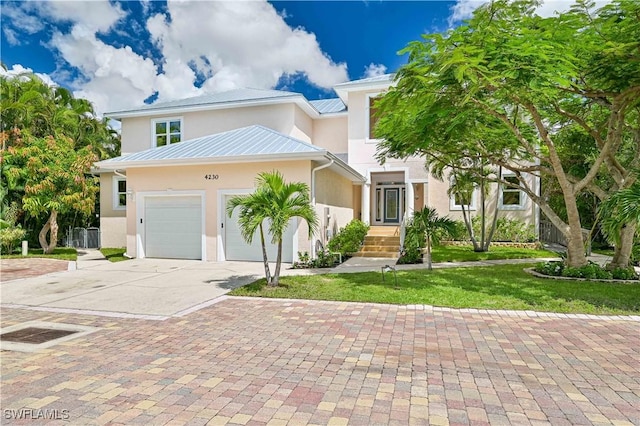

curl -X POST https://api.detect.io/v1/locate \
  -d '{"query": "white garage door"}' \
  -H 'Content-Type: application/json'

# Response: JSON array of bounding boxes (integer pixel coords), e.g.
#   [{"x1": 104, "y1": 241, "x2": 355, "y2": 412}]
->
[
  {"x1": 225, "y1": 197, "x2": 295, "y2": 262},
  {"x1": 145, "y1": 196, "x2": 202, "y2": 260}
]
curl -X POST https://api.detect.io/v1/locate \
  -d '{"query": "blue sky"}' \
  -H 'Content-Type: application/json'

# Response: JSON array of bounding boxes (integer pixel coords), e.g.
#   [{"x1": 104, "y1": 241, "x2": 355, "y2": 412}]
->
[{"x1": 0, "y1": 0, "x2": 595, "y2": 115}]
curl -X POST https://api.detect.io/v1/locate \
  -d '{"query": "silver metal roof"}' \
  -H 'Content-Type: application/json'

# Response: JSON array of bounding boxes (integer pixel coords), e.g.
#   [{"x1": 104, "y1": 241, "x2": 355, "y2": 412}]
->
[
  {"x1": 334, "y1": 73, "x2": 395, "y2": 88},
  {"x1": 106, "y1": 88, "x2": 302, "y2": 116},
  {"x1": 309, "y1": 98, "x2": 347, "y2": 114},
  {"x1": 99, "y1": 125, "x2": 324, "y2": 165}
]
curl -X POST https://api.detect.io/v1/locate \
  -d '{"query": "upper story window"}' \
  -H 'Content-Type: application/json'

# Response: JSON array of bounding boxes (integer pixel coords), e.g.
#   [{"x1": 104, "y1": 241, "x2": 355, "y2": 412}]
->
[
  {"x1": 113, "y1": 177, "x2": 126, "y2": 210},
  {"x1": 153, "y1": 118, "x2": 182, "y2": 147},
  {"x1": 500, "y1": 175, "x2": 525, "y2": 209},
  {"x1": 366, "y1": 94, "x2": 382, "y2": 142}
]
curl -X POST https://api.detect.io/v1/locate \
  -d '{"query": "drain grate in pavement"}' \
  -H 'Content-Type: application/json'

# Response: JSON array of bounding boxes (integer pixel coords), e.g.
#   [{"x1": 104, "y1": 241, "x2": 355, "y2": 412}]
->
[
  {"x1": 1, "y1": 327, "x2": 78, "y2": 344},
  {"x1": 0, "y1": 321, "x2": 100, "y2": 353}
]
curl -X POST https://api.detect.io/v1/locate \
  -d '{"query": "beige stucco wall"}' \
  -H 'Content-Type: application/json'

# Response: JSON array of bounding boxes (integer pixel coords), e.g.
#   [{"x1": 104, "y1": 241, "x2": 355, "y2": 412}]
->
[
  {"x1": 313, "y1": 166, "x2": 354, "y2": 248},
  {"x1": 426, "y1": 174, "x2": 536, "y2": 226},
  {"x1": 312, "y1": 116, "x2": 348, "y2": 156},
  {"x1": 124, "y1": 161, "x2": 313, "y2": 261},
  {"x1": 120, "y1": 104, "x2": 312, "y2": 154},
  {"x1": 98, "y1": 172, "x2": 127, "y2": 247}
]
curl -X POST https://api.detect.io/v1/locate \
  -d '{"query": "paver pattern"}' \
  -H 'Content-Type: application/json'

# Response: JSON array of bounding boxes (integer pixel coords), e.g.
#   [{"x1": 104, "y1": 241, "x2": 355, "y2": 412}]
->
[
  {"x1": 1, "y1": 258, "x2": 70, "y2": 282},
  {"x1": 1, "y1": 298, "x2": 639, "y2": 425}
]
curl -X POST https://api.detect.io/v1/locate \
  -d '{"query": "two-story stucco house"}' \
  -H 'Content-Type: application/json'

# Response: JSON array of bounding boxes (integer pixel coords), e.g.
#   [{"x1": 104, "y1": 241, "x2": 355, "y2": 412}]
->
[{"x1": 95, "y1": 74, "x2": 537, "y2": 262}]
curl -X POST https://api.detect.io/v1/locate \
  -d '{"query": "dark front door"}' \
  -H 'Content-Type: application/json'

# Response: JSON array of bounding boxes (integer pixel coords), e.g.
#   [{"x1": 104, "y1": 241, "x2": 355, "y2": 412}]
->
[{"x1": 383, "y1": 188, "x2": 400, "y2": 223}]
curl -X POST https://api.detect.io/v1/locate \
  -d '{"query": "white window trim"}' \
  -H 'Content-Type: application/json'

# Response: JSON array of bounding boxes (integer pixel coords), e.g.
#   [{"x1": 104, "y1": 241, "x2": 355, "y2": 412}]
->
[
  {"x1": 499, "y1": 174, "x2": 527, "y2": 210},
  {"x1": 112, "y1": 176, "x2": 127, "y2": 211},
  {"x1": 151, "y1": 116, "x2": 183, "y2": 148},
  {"x1": 365, "y1": 92, "x2": 383, "y2": 144},
  {"x1": 449, "y1": 190, "x2": 477, "y2": 211}
]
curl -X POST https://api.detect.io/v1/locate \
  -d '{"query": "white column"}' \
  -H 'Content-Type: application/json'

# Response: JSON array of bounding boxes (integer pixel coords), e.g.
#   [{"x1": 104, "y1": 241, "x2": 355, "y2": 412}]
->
[
  {"x1": 362, "y1": 183, "x2": 371, "y2": 225},
  {"x1": 406, "y1": 181, "x2": 415, "y2": 218}
]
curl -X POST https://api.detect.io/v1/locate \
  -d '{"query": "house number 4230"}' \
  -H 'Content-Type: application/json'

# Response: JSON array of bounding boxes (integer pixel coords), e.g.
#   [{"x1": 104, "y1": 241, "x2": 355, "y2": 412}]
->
[{"x1": 204, "y1": 174, "x2": 219, "y2": 180}]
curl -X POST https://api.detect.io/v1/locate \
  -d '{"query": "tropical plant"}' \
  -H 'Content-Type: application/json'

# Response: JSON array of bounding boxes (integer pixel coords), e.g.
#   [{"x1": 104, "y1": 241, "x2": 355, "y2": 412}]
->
[
  {"x1": 327, "y1": 219, "x2": 369, "y2": 258},
  {"x1": 2, "y1": 135, "x2": 99, "y2": 253},
  {"x1": 409, "y1": 207, "x2": 456, "y2": 270},
  {"x1": 0, "y1": 201, "x2": 26, "y2": 254},
  {"x1": 598, "y1": 181, "x2": 640, "y2": 268},
  {"x1": 227, "y1": 171, "x2": 318, "y2": 286},
  {"x1": 374, "y1": 0, "x2": 640, "y2": 268}
]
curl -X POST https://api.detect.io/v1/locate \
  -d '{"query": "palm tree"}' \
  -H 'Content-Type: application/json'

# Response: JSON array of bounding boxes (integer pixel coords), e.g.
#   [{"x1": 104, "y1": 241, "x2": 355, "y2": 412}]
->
[
  {"x1": 227, "y1": 171, "x2": 318, "y2": 286},
  {"x1": 598, "y1": 181, "x2": 640, "y2": 268},
  {"x1": 411, "y1": 206, "x2": 456, "y2": 270}
]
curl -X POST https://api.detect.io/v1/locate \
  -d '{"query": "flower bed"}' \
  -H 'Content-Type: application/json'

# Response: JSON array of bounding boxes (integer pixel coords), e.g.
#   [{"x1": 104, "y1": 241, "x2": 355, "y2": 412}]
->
[{"x1": 531, "y1": 260, "x2": 639, "y2": 282}]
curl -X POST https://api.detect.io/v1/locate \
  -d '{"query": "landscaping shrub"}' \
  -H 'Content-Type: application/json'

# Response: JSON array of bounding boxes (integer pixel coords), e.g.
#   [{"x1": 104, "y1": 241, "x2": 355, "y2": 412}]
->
[
  {"x1": 292, "y1": 250, "x2": 339, "y2": 269},
  {"x1": 535, "y1": 261, "x2": 564, "y2": 276},
  {"x1": 327, "y1": 219, "x2": 369, "y2": 258},
  {"x1": 0, "y1": 226, "x2": 27, "y2": 254},
  {"x1": 536, "y1": 260, "x2": 639, "y2": 280},
  {"x1": 397, "y1": 221, "x2": 424, "y2": 264},
  {"x1": 611, "y1": 267, "x2": 639, "y2": 280},
  {"x1": 472, "y1": 217, "x2": 537, "y2": 242}
]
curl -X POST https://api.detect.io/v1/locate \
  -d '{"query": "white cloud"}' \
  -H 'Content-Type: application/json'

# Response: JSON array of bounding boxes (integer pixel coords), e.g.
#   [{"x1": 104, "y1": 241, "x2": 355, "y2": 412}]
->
[
  {"x1": 449, "y1": 0, "x2": 613, "y2": 24},
  {"x1": 50, "y1": 26, "x2": 158, "y2": 114},
  {"x1": 147, "y1": 1, "x2": 348, "y2": 102},
  {"x1": 3, "y1": 0, "x2": 349, "y2": 114},
  {"x1": 0, "y1": 64, "x2": 57, "y2": 87},
  {"x1": 34, "y1": 0, "x2": 126, "y2": 33},
  {"x1": 363, "y1": 63, "x2": 388, "y2": 79}
]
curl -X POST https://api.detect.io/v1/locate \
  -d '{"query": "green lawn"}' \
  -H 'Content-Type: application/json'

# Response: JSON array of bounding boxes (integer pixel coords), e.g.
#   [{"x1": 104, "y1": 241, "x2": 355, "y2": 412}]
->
[
  {"x1": 1, "y1": 247, "x2": 77, "y2": 261},
  {"x1": 100, "y1": 248, "x2": 129, "y2": 262},
  {"x1": 432, "y1": 245, "x2": 558, "y2": 263},
  {"x1": 230, "y1": 264, "x2": 640, "y2": 315}
]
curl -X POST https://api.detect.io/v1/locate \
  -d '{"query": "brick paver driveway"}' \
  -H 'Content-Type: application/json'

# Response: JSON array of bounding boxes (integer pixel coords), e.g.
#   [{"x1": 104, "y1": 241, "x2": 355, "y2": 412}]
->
[
  {"x1": 1, "y1": 298, "x2": 639, "y2": 425},
  {"x1": 1, "y1": 258, "x2": 70, "y2": 282}
]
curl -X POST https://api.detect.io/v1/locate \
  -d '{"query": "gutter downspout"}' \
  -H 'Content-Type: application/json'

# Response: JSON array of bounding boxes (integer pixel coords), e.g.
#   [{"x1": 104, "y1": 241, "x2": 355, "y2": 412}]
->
[{"x1": 311, "y1": 159, "x2": 334, "y2": 258}]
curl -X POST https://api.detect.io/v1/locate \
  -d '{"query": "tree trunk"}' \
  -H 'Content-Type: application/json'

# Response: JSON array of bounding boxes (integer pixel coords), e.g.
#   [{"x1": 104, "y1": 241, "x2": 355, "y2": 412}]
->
[
  {"x1": 426, "y1": 235, "x2": 432, "y2": 271},
  {"x1": 460, "y1": 203, "x2": 480, "y2": 251},
  {"x1": 38, "y1": 210, "x2": 58, "y2": 254},
  {"x1": 608, "y1": 224, "x2": 636, "y2": 269},
  {"x1": 563, "y1": 192, "x2": 588, "y2": 268},
  {"x1": 258, "y1": 224, "x2": 272, "y2": 285},
  {"x1": 272, "y1": 239, "x2": 283, "y2": 286},
  {"x1": 479, "y1": 176, "x2": 486, "y2": 251},
  {"x1": 483, "y1": 167, "x2": 502, "y2": 251}
]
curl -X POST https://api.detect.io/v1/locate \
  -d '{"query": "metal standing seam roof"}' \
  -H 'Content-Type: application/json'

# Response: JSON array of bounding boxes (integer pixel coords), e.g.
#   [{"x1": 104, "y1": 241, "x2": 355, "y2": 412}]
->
[
  {"x1": 309, "y1": 98, "x2": 347, "y2": 114},
  {"x1": 98, "y1": 125, "x2": 325, "y2": 165},
  {"x1": 106, "y1": 88, "x2": 303, "y2": 116},
  {"x1": 334, "y1": 73, "x2": 395, "y2": 87}
]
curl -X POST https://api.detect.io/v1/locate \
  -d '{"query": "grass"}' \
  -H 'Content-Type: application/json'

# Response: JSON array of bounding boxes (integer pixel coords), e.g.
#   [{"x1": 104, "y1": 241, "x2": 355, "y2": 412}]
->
[
  {"x1": 1, "y1": 247, "x2": 77, "y2": 261},
  {"x1": 432, "y1": 245, "x2": 558, "y2": 263},
  {"x1": 592, "y1": 248, "x2": 615, "y2": 256},
  {"x1": 100, "y1": 247, "x2": 129, "y2": 262},
  {"x1": 230, "y1": 264, "x2": 640, "y2": 315}
]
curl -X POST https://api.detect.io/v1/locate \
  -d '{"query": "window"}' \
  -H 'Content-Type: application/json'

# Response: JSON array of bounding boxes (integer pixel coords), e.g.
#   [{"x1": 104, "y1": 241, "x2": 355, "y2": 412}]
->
[
  {"x1": 113, "y1": 177, "x2": 127, "y2": 210},
  {"x1": 500, "y1": 175, "x2": 525, "y2": 209},
  {"x1": 153, "y1": 118, "x2": 182, "y2": 147},
  {"x1": 449, "y1": 178, "x2": 476, "y2": 211},
  {"x1": 366, "y1": 94, "x2": 382, "y2": 141}
]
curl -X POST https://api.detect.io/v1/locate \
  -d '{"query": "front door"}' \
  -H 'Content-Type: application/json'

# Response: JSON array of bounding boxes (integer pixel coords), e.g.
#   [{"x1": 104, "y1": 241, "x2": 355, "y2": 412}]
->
[{"x1": 383, "y1": 188, "x2": 400, "y2": 223}]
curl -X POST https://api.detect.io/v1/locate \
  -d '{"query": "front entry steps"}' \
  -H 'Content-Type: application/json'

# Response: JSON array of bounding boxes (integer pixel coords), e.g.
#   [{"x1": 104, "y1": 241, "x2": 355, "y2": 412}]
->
[{"x1": 353, "y1": 226, "x2": 400, "y2": 259}]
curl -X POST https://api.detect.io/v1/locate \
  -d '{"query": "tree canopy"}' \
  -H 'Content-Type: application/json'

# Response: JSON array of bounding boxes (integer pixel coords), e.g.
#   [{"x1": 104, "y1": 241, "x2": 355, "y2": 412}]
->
[{"x1": 375, "y1": 0, "x2": 640, "y2": 267}]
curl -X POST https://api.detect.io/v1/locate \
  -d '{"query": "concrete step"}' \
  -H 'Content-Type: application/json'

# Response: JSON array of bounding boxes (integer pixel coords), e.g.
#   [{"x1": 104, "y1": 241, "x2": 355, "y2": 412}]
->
[
  {"x1": 364, "y1": 236, "x2": 400, "y2": 244},
  {"x1": 360, "y1": 245, "x2": 400, "y2": 252},
  {"x1": 367, "y1": 226, "x2": 400, "y2": 237},
  {"x1": 352, "y1": 251, "x2": 399, "y2": 258}
]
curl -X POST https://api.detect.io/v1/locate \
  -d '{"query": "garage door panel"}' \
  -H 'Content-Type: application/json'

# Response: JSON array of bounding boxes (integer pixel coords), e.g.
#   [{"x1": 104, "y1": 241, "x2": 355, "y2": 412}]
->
[
  {"x1": 225, "y1": 197, "x2": 294, "y2": 262},
  {"x1": 145, "y1": 196, "x2": 202, "y2": 260}
]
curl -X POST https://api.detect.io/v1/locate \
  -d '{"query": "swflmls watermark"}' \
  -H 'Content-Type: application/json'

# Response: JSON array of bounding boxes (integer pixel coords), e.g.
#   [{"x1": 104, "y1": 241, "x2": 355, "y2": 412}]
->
[{"x1": 4, "y1": 408, "x2": 70, "y2": 420}]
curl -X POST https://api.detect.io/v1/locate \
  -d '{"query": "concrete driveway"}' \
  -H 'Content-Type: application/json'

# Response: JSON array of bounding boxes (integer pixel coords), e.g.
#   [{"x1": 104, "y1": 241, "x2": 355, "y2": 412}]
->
[{"x1": 0, "y1": 252, "x2": 298, "y2": 319}]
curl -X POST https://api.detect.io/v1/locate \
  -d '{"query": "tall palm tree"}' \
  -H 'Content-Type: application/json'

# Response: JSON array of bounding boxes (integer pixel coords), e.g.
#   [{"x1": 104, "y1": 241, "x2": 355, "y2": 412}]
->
[
  {"x1": 598, "y1": 181, "x2": 640, "y2": 268},
  {"x1": 227, "y1": 171, "x2": 318, "y2": 286},
  {"x1": 411, "y1": 207, "x2": 456, "y2": 270}
]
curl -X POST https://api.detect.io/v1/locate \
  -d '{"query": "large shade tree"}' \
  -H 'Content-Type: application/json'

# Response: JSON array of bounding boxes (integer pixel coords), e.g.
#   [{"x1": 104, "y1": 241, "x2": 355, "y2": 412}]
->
[
  {"x1": 375, "y1": 0, "x2": 640, "y2": 268},
  {"x1": 1, "y1": 70, "x2": 120, "y2": 246},
  {"x1": 227, "y1": 171, "x2": 318, "y2": 286},
  {"x1": 2, "y1": 134, "x2": 99, "y2": 253}
]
